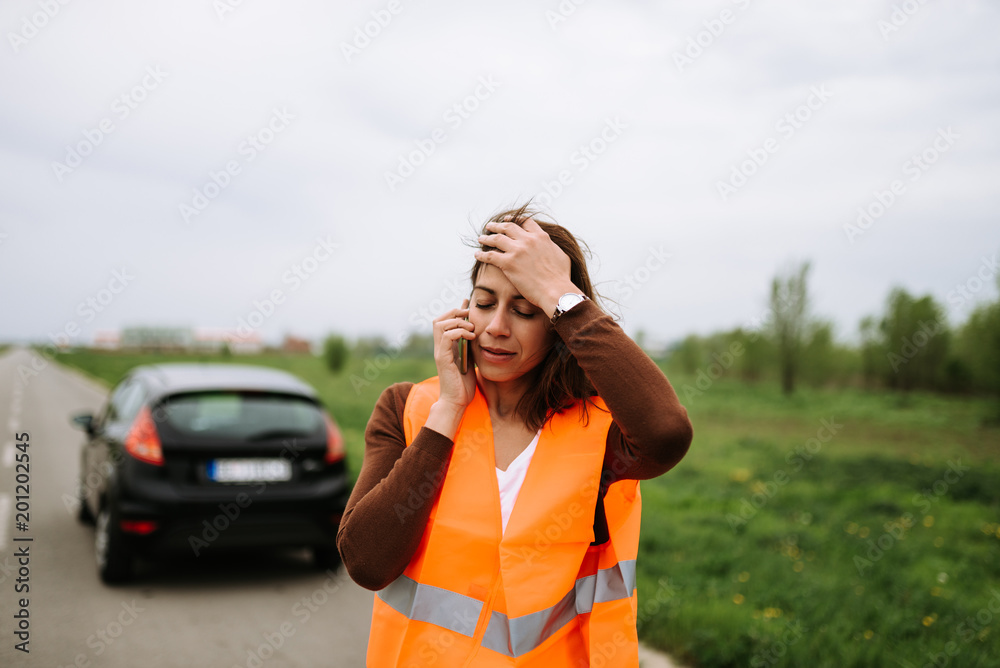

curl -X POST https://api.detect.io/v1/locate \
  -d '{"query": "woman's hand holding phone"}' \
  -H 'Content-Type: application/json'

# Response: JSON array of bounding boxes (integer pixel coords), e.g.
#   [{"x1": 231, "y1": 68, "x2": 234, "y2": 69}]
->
[{"x1": 431, "y1": 298, "x2": 477, "y2": 416}]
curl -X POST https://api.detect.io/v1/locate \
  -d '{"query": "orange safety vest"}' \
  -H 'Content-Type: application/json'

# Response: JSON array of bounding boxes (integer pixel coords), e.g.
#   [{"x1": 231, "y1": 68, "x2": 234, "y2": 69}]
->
[{"x1": 367, "y1": 376, "x2": 642, "y2": 667}]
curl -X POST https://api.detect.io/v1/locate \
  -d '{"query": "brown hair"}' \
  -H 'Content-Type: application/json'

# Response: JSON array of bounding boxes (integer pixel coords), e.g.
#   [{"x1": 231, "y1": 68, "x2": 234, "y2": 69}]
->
[{"x1": 467, "y1": 202, "x2": 606, "y2": 432}]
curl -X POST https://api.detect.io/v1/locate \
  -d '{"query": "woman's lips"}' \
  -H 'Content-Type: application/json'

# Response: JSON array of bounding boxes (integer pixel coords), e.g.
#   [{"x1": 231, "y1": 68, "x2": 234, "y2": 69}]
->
[{"x1": 479, "y1": 346, "x2": 515, "y2": 363}]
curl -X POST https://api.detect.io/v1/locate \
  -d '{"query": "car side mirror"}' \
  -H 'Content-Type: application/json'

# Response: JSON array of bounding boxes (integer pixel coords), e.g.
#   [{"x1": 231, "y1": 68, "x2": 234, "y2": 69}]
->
[{"x1": 72, "y1": 412, "x2": 96, "y2": 436}]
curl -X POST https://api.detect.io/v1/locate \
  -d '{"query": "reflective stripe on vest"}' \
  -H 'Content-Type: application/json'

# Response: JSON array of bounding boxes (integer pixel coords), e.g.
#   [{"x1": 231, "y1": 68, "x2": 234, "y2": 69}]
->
[{"x1": 379, "y1": 559, "x2": 637, "y2": 658}]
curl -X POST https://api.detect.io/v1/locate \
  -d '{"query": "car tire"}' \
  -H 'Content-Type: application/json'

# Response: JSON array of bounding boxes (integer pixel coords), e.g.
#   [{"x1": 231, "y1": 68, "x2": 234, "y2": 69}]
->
[
  {"x1": 312, "y1": 544, "x2": 342, "y2": 571},
  {"x1": 76, "y1": 456, "x2": 95, "y2": 525},
  {"x1": 77, "y1": 498, "x2": 95, "y2": 525},
  {"x1": 76, "y1": 480, "x2": 95, "y2": 525},
  {"x1": 96, "y1": 504, "x2": 134, "y2": 584}
]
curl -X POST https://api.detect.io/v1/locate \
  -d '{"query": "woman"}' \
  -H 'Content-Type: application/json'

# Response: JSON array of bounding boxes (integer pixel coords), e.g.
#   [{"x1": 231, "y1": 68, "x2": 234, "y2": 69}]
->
[{"x1": 338, "y1": 204, "x2": 693, "y2": 667}]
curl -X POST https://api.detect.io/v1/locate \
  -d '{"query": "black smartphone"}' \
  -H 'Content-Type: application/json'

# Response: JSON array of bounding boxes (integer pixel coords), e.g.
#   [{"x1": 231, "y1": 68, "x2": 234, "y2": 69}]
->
[
  {"x1": 458, "y1": 294, "x2": 472, "y2": 374},
  {"x1": 458, "y1": 327, "x2": 468, "y2": 374}
]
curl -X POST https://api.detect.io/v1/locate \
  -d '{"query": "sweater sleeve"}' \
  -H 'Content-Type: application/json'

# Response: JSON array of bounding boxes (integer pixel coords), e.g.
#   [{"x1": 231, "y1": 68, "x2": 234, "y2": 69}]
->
[
  {"x1": 336, "y1": 382, "x2": 454, "y2": 591},
  {"x1": 552, "y1": 299, "x2": 694, "y2": 484}
]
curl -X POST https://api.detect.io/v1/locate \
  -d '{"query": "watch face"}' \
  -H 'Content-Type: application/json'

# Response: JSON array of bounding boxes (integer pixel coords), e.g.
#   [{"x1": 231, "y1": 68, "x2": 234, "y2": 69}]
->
[{"x1": 558, "y1": 293, "x2": 585, "y2": 312}]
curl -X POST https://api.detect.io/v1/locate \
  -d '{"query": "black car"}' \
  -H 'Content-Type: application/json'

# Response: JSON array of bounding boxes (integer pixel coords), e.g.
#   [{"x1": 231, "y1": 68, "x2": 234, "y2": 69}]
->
[{"x1": 71, "y1": 363, "x2": 351, "y2": 584}]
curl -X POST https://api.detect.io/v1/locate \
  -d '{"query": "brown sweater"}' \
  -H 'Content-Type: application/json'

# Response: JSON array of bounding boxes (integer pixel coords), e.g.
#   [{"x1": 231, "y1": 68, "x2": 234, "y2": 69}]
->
[{"x1": 337, "y1": 299, "x2": 694, "y2": 591}]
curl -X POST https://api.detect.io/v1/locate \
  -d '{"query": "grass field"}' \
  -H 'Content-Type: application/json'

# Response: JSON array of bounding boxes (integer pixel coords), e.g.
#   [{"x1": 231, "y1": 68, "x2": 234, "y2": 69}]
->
[{"x1": 47, "y1": 348, "x2": 1000, "y2": 668}]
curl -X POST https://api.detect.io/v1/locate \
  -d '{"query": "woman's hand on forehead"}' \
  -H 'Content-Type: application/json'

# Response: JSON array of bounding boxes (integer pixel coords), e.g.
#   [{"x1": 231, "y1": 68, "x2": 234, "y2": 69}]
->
[{"x1": 475, "y1": 216, "x2": 579, "y2": 316}]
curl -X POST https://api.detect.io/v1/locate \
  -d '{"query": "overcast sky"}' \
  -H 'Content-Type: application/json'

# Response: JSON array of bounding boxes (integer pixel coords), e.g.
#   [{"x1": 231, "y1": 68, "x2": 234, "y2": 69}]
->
[{"x1": 1, "y1": 0, "x2": 998, "y2": 352}]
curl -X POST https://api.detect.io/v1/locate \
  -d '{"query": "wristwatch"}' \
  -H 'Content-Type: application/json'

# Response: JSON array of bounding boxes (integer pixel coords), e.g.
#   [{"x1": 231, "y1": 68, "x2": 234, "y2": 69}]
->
[{"x1": 550, "y1": 292, "x2": 589, "y2": 324}]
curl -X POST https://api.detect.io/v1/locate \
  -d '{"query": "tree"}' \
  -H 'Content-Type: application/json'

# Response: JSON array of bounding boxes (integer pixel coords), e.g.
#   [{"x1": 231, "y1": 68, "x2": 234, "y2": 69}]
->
[
  {"x1": 670, "y1": 335, "x2": 704, "y2": 376},
  {"x1": 768, "y1": 261, "x2": 811, "y2": 395},
  {"x1": 323, "y1": 334, "x2": 349, "y2": 374},
  {"x1": 401, "y1": 332, "x2": 434, "y2": 358},
  {"x1": 801, "y1": 320, "x2": 834, "y2": 387},
  {"x1": 859, "y1": 315, "x2": 883, "y2": 389},
  {"x1": 878, "y1": 288, "x2": 950, "y2": 393},
  {"x1": 739, "y1": 328, "x2": 771, "y2": 383},
  {"x1": 955, "y1": 295, "x2": 1000, "y2": 418}
]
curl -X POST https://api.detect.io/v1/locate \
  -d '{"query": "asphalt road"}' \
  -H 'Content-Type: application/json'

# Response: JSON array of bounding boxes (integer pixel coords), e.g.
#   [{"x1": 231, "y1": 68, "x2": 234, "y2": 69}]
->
[{"x1": 0, "y1": 347, "x2": 374, "y2": 668}]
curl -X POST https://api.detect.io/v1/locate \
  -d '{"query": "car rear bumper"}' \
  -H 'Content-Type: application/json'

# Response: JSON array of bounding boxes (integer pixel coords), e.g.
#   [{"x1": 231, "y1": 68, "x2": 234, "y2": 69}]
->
[
  {"x1": 113, "y1": 475, "x2": 350, "y2": 556},
  {"x1": 128, "y1": 513, "x2": 342, "y2": 554}
]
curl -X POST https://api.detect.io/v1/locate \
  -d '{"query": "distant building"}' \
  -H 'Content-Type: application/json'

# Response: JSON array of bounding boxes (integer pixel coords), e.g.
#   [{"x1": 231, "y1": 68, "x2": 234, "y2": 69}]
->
[
  {"x1": 120, "y1": 327, "x2": 192, "y2": 352},
  {"x1": 282, "y1": 335, "x2": 313, "y2": 354},
  {"x1": 193, "y1": 327, "x2": 262, "y2": 354},
  {"x1": 113, "y1": 327, "x2": 263, "y2": 354},
  {"x1": 93, "y1": 330, "x2": 120, "y2": 350}
]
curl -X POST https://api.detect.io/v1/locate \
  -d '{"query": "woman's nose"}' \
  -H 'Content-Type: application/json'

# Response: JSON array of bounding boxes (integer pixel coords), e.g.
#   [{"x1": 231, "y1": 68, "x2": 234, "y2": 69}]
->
[{"x1": 485, "y1": 310, "x2": 510, "y2": 337}]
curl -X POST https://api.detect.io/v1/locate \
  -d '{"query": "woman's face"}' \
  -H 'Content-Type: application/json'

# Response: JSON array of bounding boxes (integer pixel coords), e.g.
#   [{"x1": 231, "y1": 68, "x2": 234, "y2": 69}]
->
[{"x1": 469, "y1": 264, "x2": 555, "y2": 384}]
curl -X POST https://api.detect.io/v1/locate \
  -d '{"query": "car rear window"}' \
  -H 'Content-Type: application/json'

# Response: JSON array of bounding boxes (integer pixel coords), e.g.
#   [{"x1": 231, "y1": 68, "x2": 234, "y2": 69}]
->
[{"x1": 159, "y1": 392, "x2": 324, "y2": 440}]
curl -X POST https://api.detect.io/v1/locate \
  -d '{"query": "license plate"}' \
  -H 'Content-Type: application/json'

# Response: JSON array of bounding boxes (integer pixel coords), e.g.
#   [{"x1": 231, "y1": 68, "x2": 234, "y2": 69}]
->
[{"x1": 208, "y1": 458, "x2": 292, "y2": 483}]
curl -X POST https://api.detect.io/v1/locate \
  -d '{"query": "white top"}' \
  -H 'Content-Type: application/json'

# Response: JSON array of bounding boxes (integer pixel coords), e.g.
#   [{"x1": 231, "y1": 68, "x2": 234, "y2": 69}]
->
[{"x1": 496, "y1": 429, "x2": 541, "y2": 535}]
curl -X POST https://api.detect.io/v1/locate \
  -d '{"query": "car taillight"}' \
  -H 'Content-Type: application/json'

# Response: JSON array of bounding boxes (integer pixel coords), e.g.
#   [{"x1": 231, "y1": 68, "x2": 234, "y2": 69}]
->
[
  {"x1": 125, "y1": 406, "x2": 164, "y2": 466},
  {"x1": 323, "y1": 414, "x2": 345, "y2": 464},
  {"x1": 120, "y1": 520, "x2": 159, "y2": 535}
]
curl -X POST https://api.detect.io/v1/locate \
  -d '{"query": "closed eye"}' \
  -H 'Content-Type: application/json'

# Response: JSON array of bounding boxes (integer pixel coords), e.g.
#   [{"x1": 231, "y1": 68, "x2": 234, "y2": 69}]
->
[{"x1": 474, "y1": 302, "x2": 535, "y2": 318}]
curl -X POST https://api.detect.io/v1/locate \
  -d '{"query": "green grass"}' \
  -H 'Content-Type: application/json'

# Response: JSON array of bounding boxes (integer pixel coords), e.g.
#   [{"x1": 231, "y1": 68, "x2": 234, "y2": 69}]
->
[{"x1": 51, "y1": 349, "x2": 1000, "y2": 667}]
